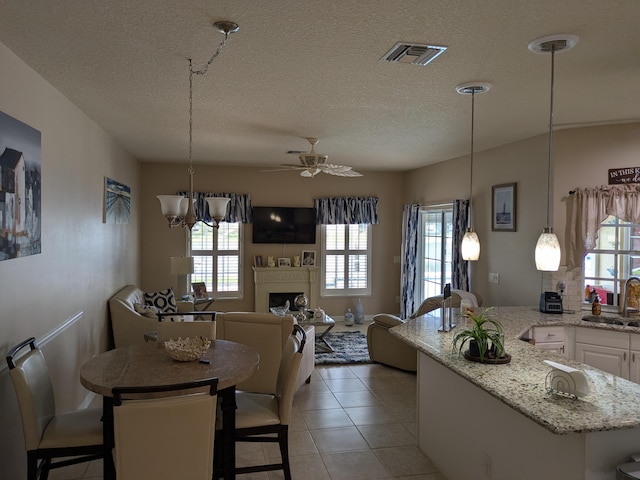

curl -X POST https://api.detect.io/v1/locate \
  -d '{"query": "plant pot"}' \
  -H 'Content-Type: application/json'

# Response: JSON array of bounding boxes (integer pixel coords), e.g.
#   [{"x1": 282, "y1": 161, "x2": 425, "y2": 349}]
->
[{"x1": 468, "y1": 339, "x2": 480, "y2": 358}]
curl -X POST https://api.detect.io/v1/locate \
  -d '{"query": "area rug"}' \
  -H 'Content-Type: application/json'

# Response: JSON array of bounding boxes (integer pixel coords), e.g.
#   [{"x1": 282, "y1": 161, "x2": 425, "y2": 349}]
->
[{"x1": 314, "y1": 331, "x2": 372, "y2": 365}]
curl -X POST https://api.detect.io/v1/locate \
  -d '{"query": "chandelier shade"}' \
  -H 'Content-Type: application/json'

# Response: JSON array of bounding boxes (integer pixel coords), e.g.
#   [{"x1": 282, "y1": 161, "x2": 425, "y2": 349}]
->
[
  {"x1": 535, "y1": 227, "x2": 561, "y2": 271},
  {"x1": 461, "y1": 228, "x2": 481, "y2": 261},
  {"x1": 206, "y1": 197, "x2": 231, "y2": 223}
]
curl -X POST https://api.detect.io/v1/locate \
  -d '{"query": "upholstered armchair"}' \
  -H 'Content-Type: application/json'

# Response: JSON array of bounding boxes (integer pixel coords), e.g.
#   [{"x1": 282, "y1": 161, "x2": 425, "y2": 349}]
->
[{"x1": 367, "y1": 291, "x2": 482, "y2": 371}]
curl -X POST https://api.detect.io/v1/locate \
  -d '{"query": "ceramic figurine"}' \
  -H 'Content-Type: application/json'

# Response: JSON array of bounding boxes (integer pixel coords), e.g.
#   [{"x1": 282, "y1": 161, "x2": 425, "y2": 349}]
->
[
  {"x1": 293, "y1": 255, "x2": 301, "y2": 267},
  {"x1": 267, "y1": 256, "x2": 276, "y2": 267}
]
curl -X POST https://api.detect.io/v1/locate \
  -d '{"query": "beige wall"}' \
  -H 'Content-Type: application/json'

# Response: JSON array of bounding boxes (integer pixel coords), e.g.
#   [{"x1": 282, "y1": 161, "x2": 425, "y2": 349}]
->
[
  {"x1": 403, "y1": 123, "x2": 640, "y2": 307},
  {"x1": 140, "y1": 163, "x2": 404, "y2": 318},
  {"x1": 0, "y1": 43, "x2": 140, "y2": 478}
]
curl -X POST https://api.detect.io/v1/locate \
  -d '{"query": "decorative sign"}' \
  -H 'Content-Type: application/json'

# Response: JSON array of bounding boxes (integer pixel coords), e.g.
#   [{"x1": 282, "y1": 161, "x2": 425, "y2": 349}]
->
[{"x1": 608, "y1": 168, "x2": 640, "y2": 185}]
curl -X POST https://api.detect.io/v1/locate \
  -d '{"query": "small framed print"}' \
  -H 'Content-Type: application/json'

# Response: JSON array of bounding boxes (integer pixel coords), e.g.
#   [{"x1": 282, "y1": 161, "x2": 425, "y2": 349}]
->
[
  {"x1": 302, "y1": 250, "x2": 316, "y2": 266},
  {"x1": 191, "y1": 282, "x2": 207, "y2": 299},
  {"x1": 278, "y1": 257, "x2": 291, "y2": 267},
  {"x1": 492, "y1": 183, "x2": 517, "y2": 232},
  {"x1": 254, "y1": 255, "x2": 263, "y2": 267}
]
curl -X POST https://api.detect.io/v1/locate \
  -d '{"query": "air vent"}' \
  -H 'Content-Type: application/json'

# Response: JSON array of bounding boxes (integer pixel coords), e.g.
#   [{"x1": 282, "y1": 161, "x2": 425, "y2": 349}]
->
[{"x1": 381, "y1": 42, "x2": 448, "y2": 66}]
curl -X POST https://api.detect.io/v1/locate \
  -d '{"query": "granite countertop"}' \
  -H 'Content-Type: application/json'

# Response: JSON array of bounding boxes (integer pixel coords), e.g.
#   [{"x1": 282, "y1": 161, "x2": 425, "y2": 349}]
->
[{"x1": 390, "y1": 306, "x2": 640, "y2": 435}]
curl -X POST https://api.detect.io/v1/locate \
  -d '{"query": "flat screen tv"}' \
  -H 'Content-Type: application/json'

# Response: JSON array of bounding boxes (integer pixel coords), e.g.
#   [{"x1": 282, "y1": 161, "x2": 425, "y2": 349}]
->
[{"x1": 252, "y1": 206, "x2": 317, "y2": 244}]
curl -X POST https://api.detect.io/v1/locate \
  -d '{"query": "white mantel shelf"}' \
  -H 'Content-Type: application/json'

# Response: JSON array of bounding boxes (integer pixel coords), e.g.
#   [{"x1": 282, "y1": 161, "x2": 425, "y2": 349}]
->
[{"x1": 253, "y1": 266, "x2": 319, "y2": 313}]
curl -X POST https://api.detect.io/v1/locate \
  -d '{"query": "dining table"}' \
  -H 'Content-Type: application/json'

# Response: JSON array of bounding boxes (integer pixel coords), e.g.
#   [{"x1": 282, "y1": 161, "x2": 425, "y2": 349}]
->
[{"x1": 80, "y1": 339, "x2": 260, "y2": 480}]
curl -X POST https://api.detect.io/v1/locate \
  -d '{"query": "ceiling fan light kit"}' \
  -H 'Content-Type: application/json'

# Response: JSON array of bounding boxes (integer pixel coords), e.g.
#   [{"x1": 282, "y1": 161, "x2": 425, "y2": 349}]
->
[{"x1": 529, "y1": 34, "x2": 579, "y2": 271}]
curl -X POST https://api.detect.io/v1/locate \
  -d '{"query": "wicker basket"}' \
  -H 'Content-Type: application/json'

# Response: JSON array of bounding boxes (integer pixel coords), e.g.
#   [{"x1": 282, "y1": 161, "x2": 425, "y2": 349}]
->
[{"x1": 164, "y1": 337, "x2": 211, "y2": 362}]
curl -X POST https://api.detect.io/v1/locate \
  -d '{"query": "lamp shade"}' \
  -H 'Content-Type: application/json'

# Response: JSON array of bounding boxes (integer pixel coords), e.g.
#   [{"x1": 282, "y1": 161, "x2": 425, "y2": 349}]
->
[
  {"x1": 170, "y1": 256, "x2": 194, "y2": 275},
  {"x1": 157, "y1": 195, "x2": 185, "y2": 217},
  {"x1": 535, "y1": 228, "x2": 561, "y2": 271},
  {"x1": 205, "y1": 197, "x2": 230, "y2": 221},
  {"x1": 461, "y1": 229, "x2": 481, "y2": 261}
]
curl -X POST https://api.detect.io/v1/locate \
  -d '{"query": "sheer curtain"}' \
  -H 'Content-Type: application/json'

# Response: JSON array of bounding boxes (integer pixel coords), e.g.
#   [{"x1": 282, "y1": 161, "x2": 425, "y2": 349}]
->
[
  {"x1": 314, "y1": 196, "x2": 379, "y2": 225},
  {"x1": 400, "y1": 204, "x2": 420, "y2": 318},
  {"x1": 569, "y1": 185, "x2": 640, "y2": 268},
  {"x1": 452, "y1": 199, "x2": 470, "y2": 291},
  {"x1": 178, "y1": 192, "x2": 253, "y2": 223}
]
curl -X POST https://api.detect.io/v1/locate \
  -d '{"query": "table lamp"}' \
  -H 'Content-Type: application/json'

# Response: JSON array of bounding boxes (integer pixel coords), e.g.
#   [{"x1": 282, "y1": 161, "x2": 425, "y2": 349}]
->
[{"x1": 170, "y1": 256, "x2": 194, "y2": 299}]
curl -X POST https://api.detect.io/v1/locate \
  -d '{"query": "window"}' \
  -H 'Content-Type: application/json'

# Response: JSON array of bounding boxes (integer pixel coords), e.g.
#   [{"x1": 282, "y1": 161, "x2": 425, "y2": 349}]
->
[
  {"x1": 190, "y1": 222, "x2": 242, "y2": 299},
  {"x1": 583, "y1": 215, "x2": 640, "y2": 308},
  {"x1": 321, "y1": 224, "x2": 371, "y2": 296},
  {"x1": 418, "y1": 205, "x2": 453, "y2": 301}
]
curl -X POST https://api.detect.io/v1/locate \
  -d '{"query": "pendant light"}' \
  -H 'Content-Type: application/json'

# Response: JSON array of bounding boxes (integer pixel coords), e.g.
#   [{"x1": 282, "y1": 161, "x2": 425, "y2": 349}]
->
[
  {"x1": 456, "y1": 82, "x2": 492, "y2": 261},
  {"x1": 157, "y1": 21, "x2": 239, "y2": 230},
  {"x1": 528, "y1": 34, "x2": 579, "y2": 271}
]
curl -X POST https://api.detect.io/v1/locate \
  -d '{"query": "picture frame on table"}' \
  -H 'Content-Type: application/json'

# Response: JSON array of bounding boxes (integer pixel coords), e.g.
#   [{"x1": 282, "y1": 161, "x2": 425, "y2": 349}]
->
[
  {"x1": 302, "y1": 250, "x2": 316, "y2": 266},
  {"x1": 492, "y1": 182, "x2": 517, "y2": 232},
  {"x1": 254, "y1": 255, "x2": 263, "y2": 267},
  {"x1": 278, "y1": 257, "x2": 291, "y2": 267},
  {"x1": 191, "y1": 282, "x2": 207, "y2": 299}
]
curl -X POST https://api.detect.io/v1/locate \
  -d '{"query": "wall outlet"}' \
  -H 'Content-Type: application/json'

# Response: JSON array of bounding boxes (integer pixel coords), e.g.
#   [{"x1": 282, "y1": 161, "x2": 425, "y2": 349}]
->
[{"x1": 489, "y1": 273, "x2": 499, "y2": 284}]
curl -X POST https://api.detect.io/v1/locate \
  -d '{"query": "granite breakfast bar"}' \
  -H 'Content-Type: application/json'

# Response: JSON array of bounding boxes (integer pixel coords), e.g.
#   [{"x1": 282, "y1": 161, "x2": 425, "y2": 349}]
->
[{"x1": 390, "y1": 306, "x2": 640, "y2": 480}]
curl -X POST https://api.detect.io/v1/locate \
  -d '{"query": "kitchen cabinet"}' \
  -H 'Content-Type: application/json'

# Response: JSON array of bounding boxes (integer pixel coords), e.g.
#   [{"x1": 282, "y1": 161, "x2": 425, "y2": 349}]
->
[
  {"x1": 575, "y1": 328, "x2": 630, "y2": 379},
  {"x1": 630, "y1": 334, "x2": 640, "y2": 383},
  {"x1": 532, "y1": 326, "x2": 566, "y2": 357}
]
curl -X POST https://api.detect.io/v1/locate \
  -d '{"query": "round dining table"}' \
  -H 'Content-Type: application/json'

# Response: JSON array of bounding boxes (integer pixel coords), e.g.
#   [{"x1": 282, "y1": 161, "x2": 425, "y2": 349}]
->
[{"x1": 80, "y1": 339, "x2": 259, "y2": 480}]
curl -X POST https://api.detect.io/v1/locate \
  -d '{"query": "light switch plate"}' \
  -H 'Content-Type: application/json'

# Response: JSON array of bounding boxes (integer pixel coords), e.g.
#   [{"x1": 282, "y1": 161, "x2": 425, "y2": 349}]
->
[{"x1": 489, "y1": 273, "x2": 500, "y2": 284}]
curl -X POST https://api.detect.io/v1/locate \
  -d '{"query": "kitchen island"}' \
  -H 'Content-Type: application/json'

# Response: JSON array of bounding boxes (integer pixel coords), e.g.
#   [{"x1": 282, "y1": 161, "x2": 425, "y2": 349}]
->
[{"x1": 390, "y1": 306, "x2": 640, "y2": 480}]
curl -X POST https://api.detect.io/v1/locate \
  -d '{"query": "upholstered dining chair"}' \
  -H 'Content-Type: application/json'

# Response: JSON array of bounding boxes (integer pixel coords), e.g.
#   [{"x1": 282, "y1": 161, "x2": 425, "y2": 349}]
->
[
  {"x1": 214, "y1": 324, "x2": 306, "y2": 480},
  {"x1": 112, "y1": 377, "x2": 218, "y2": 480},
  {"x1": 156, "y1": 319, "x2": 216, "y2": 343},
  {"x1": 6, "y1": 337, "x2": 104, "y2": 480}
]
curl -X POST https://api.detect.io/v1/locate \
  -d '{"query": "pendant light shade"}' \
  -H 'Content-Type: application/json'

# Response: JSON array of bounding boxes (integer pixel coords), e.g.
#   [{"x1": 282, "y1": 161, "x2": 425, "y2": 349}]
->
[
  {"x1": 456, "y1": 82, "x2": 491, "y2": 262},
  {"x1": 528, "y1": 34, "x2": 579, "y2": 271}
]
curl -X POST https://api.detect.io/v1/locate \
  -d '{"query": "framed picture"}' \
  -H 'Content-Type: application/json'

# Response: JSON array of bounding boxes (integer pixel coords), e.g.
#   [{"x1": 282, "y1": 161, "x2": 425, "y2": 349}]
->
[
  {"x1": 254, "y1": 255, "x2": 263, "y2": 267},
  {"x1": 492, "y1": 183, "x2": 517, "y2": 232},
  {"x1": 104, "y1": 177, "x2": 131, "y2": 224},
  {"x1": 191, "y1": 282, "x2": 207, "y2": 299},
  {"x1": 278, "y1": 257, "x2": 291, "y2": 267},
  {"x1": 302, "y1": 250, "x2": 316, "y2": 266}
]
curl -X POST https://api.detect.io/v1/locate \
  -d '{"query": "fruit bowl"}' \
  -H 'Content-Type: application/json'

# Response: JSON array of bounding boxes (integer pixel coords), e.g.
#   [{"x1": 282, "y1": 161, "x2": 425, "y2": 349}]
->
[{"x1": 164, "y1": 336, "x2": 211, "y2": 362}]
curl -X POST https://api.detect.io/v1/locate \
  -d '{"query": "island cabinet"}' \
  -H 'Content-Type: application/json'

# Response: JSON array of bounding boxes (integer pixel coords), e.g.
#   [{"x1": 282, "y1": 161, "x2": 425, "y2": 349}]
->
[
  {"x1": 631, "y1": 333, "x2": 640, "y2": 383},
  {"x1": 575, "y1": 328, "x2": 630, "y2": 379}
]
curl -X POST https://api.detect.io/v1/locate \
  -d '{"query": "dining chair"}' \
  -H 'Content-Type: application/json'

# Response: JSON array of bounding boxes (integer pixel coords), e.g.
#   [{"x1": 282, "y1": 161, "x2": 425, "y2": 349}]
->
[
  {"x1": 112, "y1": 377, "x2": 218, "y2": 480},
  {"x1": 6, "y1": 337, "x2": 103, "y2": 480},
  {"x1": 156, "y1": 318, "x2": 216, "y2": 343},
  {"x1": 214, "y1": 324, "x2": 306, "y2": 480}
]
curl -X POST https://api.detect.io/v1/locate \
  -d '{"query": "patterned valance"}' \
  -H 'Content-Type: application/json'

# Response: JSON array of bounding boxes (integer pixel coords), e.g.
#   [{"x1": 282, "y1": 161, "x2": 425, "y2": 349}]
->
[
  {"x1": 314, "y1": 196, "x2": 379, "y2": 225},
  {"x1": 178, "y1": 192, "x2": 252, "y2": 223}
]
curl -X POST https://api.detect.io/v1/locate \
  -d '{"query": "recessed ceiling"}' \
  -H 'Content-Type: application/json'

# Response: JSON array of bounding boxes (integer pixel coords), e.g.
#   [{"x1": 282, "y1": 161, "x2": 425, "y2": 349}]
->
[{"x1": 0, "y1": 0, "x2": 638, "y2": 172}]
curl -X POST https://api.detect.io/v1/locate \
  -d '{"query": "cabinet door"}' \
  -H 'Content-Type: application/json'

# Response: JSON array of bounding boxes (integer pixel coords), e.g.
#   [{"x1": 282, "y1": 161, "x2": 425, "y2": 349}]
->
[
  {"x1": 575, "y1": 342, "x2": 629, "y2": 379},
  {"x1": 631, "y1": 350, "x2": 640, "y2": 384},
  {"x1": 536, "y1": 341, "x2": 565, "y2": 357}
]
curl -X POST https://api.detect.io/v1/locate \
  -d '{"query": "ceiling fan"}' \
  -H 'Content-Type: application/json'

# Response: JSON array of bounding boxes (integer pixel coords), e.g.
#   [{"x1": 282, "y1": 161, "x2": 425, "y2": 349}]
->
[{"x1": 266, "y1": 138, "x2": 363, "y2": 177}]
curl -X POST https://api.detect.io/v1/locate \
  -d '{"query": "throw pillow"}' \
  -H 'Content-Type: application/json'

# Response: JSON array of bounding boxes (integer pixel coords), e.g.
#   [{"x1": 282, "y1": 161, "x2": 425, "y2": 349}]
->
[
  {"x1": 133, "y1": 302, "x2": 159, "y2": 319},
  {"x1": 144, "y1": 288, "x2": 178, "y2": 313}
]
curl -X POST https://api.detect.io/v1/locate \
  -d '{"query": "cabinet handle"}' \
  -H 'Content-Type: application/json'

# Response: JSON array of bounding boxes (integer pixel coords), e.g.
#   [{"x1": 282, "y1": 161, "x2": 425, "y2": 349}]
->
[
  {"x1": 547, "y1": 333, "x2": 556, "y2": 337},
  {"x1": 633, "y1": 353, "x2": 636, "y2": 363},
  {"x1": 624, "y1": 352, "x2": 627, "y2": 361}
]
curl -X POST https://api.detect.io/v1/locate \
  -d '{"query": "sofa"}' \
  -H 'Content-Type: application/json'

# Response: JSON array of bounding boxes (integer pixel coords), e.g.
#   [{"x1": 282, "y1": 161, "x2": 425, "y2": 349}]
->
[
  {"x1": 367, "y1": 291, "x2": 482, "y2": 371},
  {"x1": 108, "y1": 285, "x2": 194, "y2": 348}
]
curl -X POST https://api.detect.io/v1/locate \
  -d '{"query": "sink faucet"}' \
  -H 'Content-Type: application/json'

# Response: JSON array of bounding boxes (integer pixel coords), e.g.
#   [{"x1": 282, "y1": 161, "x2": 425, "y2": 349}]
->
[{"x1": 622, "y1": 276, "x2": 640, "y2": 317}]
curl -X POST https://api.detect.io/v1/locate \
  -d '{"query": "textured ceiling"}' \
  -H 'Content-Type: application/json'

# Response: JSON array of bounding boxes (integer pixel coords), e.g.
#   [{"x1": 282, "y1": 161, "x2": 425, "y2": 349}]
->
[{"x1": 0, "y1": 0, "x2": 638, "y2": 172}]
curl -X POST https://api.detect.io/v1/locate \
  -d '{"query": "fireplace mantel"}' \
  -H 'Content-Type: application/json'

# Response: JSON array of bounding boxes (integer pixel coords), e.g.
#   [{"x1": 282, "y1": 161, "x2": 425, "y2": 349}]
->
[{"x1": 253, "y1": 266, "x2": 319, "y2": 313}]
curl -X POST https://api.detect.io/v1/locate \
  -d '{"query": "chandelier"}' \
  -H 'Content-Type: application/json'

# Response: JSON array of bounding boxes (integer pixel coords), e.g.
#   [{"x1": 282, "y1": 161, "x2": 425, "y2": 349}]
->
[{"x1": 157, "y1": 21, "x2": 239, "y2": 230}]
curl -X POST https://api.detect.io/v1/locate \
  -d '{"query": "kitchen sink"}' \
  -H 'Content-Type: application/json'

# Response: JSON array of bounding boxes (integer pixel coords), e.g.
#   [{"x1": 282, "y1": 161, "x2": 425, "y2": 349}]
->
[{"x1": 581, "y1": 316, "x2": 640, "y2": 327}]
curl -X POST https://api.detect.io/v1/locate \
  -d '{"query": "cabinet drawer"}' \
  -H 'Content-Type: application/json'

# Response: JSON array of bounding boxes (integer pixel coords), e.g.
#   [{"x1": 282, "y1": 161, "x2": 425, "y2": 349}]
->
[
  {"x1": 533, "y1": 326, "x2": 564, "y2": 343},
  {"x1": 576, "y1": 327, "x2": 628, "y2": 349}
]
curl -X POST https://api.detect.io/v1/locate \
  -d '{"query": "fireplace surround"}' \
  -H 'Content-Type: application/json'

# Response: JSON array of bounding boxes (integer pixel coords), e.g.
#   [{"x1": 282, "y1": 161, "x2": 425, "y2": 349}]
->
[{"x1": 253, "y1": 266, "x2": 319, "y2": 313}]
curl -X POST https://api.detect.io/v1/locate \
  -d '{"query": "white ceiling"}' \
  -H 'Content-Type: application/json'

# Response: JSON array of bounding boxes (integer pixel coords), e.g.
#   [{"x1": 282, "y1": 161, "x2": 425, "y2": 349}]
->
[{"x1": 0, "y1": 0, "x2": 638, "y2": 173}]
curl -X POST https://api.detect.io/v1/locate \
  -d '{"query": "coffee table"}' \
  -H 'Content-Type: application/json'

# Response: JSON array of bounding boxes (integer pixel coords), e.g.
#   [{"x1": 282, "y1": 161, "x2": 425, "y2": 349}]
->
[{"x1": 307, "y1": 315, "x2": 336, "y2": 353}]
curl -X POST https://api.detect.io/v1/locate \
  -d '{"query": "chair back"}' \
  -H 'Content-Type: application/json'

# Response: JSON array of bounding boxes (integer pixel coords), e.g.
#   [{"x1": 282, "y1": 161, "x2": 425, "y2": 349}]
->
[
  {"x1": 275, "y1": 325, "x2": 306, "y2": 425},
  {"x1": 157, "y1": 320, "x2": 216, "y2": 343},
  {"x1": 112, "y1": 378, "x2": 218, "y2": 480},
  {"x1": 6, "y1": 337, "x2": 55, "y2": 451}
]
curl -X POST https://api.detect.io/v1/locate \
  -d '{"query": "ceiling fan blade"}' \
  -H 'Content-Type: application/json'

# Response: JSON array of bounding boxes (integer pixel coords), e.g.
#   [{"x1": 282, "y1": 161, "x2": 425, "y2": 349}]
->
[
  {"x1": 323, "y1": 168, "x2": 363, "y2": 177},
  {"x1": 300, "y1": 168, "x2": 320, "y2": 177},
  {"x1": 262, "y1": 166, "x2": 305, "y2": 172},
  {"x1": 318, "y1": 163, "x2": 353, "y2": 173}
]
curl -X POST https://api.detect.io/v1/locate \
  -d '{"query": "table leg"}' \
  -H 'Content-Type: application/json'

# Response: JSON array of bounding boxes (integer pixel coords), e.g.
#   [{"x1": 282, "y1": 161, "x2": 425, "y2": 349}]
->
[
  {"x1": 102, "y1": 396, "x2": 116, "y2": 480},
  {"x1": 220, "y1": 386, "x2": 237, "y2": 480},
  {"x1": 316, "y1": 324, "x2": 335, "y2": 353}
]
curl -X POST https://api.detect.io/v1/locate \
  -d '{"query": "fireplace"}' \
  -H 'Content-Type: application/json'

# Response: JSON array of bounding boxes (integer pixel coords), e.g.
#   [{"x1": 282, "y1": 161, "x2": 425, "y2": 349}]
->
[{"x1": 253, "y1": 266, "x2": 319, "y2": 313}]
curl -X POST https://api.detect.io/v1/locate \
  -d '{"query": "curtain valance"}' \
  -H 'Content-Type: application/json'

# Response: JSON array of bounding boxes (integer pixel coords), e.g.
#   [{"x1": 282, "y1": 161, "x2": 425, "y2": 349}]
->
[
  {"x1": 314, "y1": 196, "x2": 379, "y2": 225},
  {"x1": 178, "y1": 192, "x2": 253, "y2": 224},
  {"x1": 568, "y1": 185, "x2": 640, "y2": 268}
]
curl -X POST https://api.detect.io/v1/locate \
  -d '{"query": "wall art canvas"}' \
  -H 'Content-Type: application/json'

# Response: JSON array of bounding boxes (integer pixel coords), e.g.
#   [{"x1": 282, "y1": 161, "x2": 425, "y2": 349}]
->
[
  {"x1": 104, "y1": 177, "x2": 131, "y2": 224},
  {"x1": 0, "y1": 111, "x2": 41, "y2": 261},
  {"x1": 492, "y1": 183, "x2": 517, "y2": 232}
]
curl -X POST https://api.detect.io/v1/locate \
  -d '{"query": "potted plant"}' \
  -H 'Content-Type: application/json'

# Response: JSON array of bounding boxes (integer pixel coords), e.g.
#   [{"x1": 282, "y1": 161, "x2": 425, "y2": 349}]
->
[{"x1": 452, "y1": 308, "x2": 509, "y2": 363}]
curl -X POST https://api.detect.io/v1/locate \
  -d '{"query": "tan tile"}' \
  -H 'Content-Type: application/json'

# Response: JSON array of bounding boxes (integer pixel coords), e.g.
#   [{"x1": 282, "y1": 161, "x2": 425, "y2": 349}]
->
[
  {"x1": 372, "y1": 387, "x2": 417, "y2": 408},
  {"x1": 321, "y1": 450, "x2": 390, "y2": 480},
  {"x1": 263, "y1": 430, "x2": 318, "y2": 460},
  {"x1": 357, "y1": 423, "x2": 416, "y2": 449},
  {"x1": 288, "y1": 408, "x2": 308, "y2": 432},
  {"x1": 393, "y1": 474, "x2": 448, "y2": 480},
  {"x1": 357, "y1": 374, "x2": 404, "y2": 390},
  {"x1": 324, "y1": 377, "x2": 368, "y2": 392},
  {"x1": 302, "y1": 407, "x2": 354, "y2": 429},
  {"x1": 48, "y1": 462, "x2": 88, "y2": 479},
  {"x1": 334, "y1": 390, "x2": 382, "y2": 408},
  {"x1": 310, "y1": 426, "x2": 368, "y2": 453},
  {"x1": 374, "y1": 445, "x2": 439, "y2": 477},
  {"x1": 316, "y1": 365, "x2": 357, "y2": 379},
  {"x1": 403, "y1": 421, "x2": 418, "y2": 438},
  {"x1": 296, "y1": 376, "x2": 330, "y2": 394},
  {"x1": 348, "y1": 363, "x2": 399, "y2": 378},
  {"x1": 294, "y1": 391, "x2": 341, "y2": 411},
  {"x1": 287, "y1": 453, "x2": 331, "y2": 480},
  {"x1": 344, "y1": 405, "x2": 398, "y2": 426}
]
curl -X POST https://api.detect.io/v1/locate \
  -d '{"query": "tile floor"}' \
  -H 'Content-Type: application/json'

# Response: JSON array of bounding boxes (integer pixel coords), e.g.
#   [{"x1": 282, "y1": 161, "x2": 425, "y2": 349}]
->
[{"x1": 49, "y1": 322, "x2": 448, "y2": 480}]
